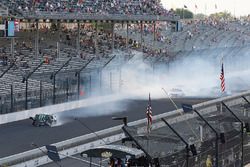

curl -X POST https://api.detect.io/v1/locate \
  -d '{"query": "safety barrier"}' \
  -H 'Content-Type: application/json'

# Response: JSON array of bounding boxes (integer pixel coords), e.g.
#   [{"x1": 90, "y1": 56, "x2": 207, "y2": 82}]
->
[
  {"x1": 0, "y1": 90, "x2": 250, "y2": 166},
  {"x1": 0, "y1": 94, "x2": 126, "y2": 125}
]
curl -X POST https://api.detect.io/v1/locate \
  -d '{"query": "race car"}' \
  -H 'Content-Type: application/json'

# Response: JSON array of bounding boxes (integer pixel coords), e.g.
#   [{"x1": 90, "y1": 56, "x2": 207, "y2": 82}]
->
[
  {"x1": 30, "y1": 114, "x2": 57, "y2": 127},
  {"x1": 168, "y1": 88, "x2": 185, "y2": 98}
]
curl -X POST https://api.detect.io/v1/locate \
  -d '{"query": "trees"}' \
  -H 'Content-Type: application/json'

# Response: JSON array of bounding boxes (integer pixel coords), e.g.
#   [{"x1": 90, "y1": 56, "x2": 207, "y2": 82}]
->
[
  {"x1": 210, "y1": 11, "x2": 233, "y2": 20},
  {"x1": 174, "y1": 8, "x2": 194, "y2": 19},
  {"x1": 194, "y1": 13, "x2": 207, "y2": 20}
]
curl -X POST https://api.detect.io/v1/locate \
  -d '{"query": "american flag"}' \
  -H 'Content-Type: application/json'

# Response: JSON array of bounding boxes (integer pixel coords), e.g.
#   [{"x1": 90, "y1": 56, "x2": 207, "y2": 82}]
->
[
  {"x1": 146, "y1": 93, "x2": 152, "y2": 133},
  {"x1": 220, "y1": 63, "x2": 225, "y2": 92}
]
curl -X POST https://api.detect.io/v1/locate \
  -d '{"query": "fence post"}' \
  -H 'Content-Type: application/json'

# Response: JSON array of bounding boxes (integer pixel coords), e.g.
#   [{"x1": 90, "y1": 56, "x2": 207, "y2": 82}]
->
[
  {"x1": 40, "y1": 81, "x2": 42, "y2": 107},
  {"x1": 10, "y1": 84, "x2": 13, "y2": 112},
  {"x1": 110, "y1": 71, "x2": 112, "y2": 91},
  {"x1": 25, "y1": 80, "x2": 28, "y2": 110},
  {"x1": 53, "y1": 75, "x2": 56, "y2": 104},
  {"x1": 89, "y1": 75, "x2": 92, "y2": 96},
  {"x1": 77, "y1": 72, "x2": 80, "y2": 100},
  {"x1": 99, "y1": 69, "x2": 102, "y2": 91},
  {"x1": 66, "y1": 78, "x2": 69, "y2": 102}
]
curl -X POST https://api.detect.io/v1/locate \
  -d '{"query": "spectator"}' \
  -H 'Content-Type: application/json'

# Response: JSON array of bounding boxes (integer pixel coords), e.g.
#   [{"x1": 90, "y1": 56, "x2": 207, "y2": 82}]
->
[{"x1": 206, "y1": 155, "x2": 212, "y2": 167}]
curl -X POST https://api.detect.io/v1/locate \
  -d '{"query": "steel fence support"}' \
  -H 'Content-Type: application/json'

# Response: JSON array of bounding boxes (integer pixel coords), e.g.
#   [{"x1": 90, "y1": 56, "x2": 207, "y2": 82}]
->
[
  {"x1": 89, "y1": 75, "x2": 92, "y2": 96},
  {"x1": 140, "y1": 22, "x2": 143, "y2": 51},
  {"x1": 126, "y1": 22, "x2": 129, "y2": 50},
  {"x1": 75, "y1": 57, "x2": 94, "y2": 99},
  {"x1": 51, "y1": 57, "x2": 72, "y2": 104},
  {"x1": 10, "y1": 84, "x2": 13, "y2": 112},
  {"x1": 35, "y1": 21, "x2": 39, "y2": 58},
  {"x1": 222, "y1": 102, "x2": 244, "y2": 167},
  {"x1": 24, "y1": 61, "x2": 45, "y2": 109},
  {"x1": 110, "y1": 71, "x2": 112, "y2": 91},
  {"x1": 25, "y1": 80, "x2": 28, "y2": 109},
  {"x1": 77, "y1": 72, "x2": 80, "y2": 100},
  {"x1": 112, "y1": 22, "x2": 115, "y2": 52},
  {"x1": 193, "y1": 109, "x2": 219, "y2": 167},
  {"x1": 99, "y1": 69, "x2": 102, "y2": 90},
  {"x1": 66, "y1": 78, "x2": 69, "y2": 102},
  {"x1": 119, "y1": 68, "x2": 122, "y2": 92},
  {"x1": 162, "y1": 118, "x2": 189, "y2": 167},
  {"x1": 77, "y1": 21, "x2": 80, "y2": 57},
  {"x1": 53, "y1": 75, "x2": 56, "y2": 104},
  {"x1": 95, "y1": 22, "x2": 98, "y2": 54},
  {"x1": 153, "y1": 22, "x2": 156, "y2": 41},
  {"x1": 40, "y1": 81, "x2": 42, "y2": 107}
]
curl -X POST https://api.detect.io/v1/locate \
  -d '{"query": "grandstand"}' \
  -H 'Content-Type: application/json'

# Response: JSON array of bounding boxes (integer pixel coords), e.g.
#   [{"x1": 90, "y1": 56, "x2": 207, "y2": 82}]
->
[
  {"x1": 3, "y1": 0, "x2": 178, "y2": 21},
  {"x1": 0, "y1": 0, "x2": 181, "y2": 113},
  {"x1": 0, "y1": 0, "x2": 250, "y2": 167}
]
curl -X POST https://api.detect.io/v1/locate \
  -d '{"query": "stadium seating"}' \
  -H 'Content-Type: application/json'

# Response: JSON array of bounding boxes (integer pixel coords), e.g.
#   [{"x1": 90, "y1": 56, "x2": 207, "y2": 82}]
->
[
  {"x1": 2, "y1": 0, "x2": 174, "y2": 17},
  {"x1": 1, "y1": 0, "x2": 250, "y2": 113}
]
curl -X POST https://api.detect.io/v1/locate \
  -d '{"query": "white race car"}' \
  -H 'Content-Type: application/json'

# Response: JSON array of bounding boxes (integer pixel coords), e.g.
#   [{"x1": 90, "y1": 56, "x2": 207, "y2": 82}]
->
[{"x1": 168, "y1": 88, "x2": 185, "y2": 98}]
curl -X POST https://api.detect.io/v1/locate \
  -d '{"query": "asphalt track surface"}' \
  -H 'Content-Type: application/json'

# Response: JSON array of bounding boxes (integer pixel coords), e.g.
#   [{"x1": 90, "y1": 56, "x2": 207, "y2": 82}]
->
[{"x1": 0, "y1": 97, "x2": 212, "y2": 158}]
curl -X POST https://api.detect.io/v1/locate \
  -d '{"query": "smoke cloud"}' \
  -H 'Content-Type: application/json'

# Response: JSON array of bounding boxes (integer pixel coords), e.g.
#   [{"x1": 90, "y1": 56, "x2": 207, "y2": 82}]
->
[
  {"x1": 56, "y1": 46, "x2": 250, "y2": 125},
  {"x1": 116, "y1": 46, "x2": 250, "y2": 98}
]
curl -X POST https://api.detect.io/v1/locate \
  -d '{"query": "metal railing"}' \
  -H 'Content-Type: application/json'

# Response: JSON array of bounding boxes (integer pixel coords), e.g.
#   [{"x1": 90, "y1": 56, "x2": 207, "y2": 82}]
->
[
  {"x1": 20, "y1": 12, "x2": 179, "y2": 22},
  {"x1": 0, "y1": 3, "x2": 8, "y2": 17}
]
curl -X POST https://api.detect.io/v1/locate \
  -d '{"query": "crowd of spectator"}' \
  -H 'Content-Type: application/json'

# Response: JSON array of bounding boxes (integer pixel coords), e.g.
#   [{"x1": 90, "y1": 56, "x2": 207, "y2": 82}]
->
[
  {"x1": 5, "y1": 0, "x2": 174, "y2": 17},
  {"x1": 1, "y1": 17, "x2": 249, "y2": 68},
  {"x1": 181, "y1": 18, "x2": 250, "y2": 47}
]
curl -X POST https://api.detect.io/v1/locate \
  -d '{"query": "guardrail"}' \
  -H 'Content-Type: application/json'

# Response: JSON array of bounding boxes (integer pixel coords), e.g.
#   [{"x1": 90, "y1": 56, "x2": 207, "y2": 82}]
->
[{"x1": 1, "y1": 90, "x2": 250, "y2": 166}]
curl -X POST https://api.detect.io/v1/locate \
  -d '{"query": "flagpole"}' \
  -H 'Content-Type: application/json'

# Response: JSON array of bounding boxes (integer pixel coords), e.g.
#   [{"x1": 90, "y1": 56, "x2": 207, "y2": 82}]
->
[
  {"x1": 146, "y1": 93, "x2": 151, "y2": 161},
  {"x1": 147, "y1": 93, "x2": 152, "y2": 133}
]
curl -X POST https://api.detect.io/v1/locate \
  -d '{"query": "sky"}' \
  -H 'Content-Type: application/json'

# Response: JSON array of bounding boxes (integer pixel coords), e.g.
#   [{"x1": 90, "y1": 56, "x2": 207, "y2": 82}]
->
[{"x1": 161, "y1": 0, "x2": 250, "y2": 17}]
